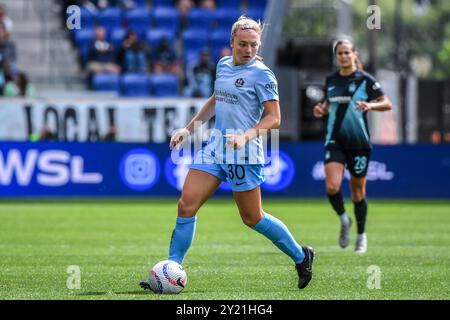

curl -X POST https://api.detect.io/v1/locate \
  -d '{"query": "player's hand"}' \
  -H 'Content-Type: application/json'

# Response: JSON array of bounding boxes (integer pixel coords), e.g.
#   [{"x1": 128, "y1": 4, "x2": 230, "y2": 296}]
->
[
  {"x1": 169, "y1": 128, "x2": 191, "y2": 150},
  {"x1": 223, "y1": 134, "x2": 249, "y2": 150},
  {"x1": 356, "y1": 101, "x2": 371, "y2": 112},
  {"x1": 313, "y1": 102, "x2": 327, "y2": 118}
]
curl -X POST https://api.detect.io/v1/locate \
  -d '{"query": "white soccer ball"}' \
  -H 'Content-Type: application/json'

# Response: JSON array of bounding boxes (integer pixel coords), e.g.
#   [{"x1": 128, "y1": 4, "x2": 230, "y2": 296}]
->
[{"x1": 148, "y1": 260, "x2": 187, "y2": 294}]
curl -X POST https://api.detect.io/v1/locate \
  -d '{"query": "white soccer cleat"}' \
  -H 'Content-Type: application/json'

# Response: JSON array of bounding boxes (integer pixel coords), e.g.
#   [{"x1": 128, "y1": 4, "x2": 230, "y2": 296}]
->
[
  {"x1": 339, "y1": 217, "x2": 352, "y2": 248},
  {"x1": 355, "y1": 233, "x2": 367, "y2": 253}
]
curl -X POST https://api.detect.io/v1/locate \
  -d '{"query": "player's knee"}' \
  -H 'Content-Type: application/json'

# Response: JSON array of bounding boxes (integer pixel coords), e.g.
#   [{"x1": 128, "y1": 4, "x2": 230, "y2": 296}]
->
[
  {"x1": 240, "y1": 214, "x2": 259, "y2": 228},
  {"x1": 326, "y1": 184, "x2": 340, "y2": 195},
  {"x1": 177, "y1": 198, "x2": 197, "y2": 218},
  {"x1": 351, "y1": 189, "x2": 365, "y2": 202}
]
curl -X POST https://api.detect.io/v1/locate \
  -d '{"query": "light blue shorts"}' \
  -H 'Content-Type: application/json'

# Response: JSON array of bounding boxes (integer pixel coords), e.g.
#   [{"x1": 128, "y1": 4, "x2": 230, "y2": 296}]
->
[{"x1": 189, "y1": 151, "x2": 265, "y2": 192}]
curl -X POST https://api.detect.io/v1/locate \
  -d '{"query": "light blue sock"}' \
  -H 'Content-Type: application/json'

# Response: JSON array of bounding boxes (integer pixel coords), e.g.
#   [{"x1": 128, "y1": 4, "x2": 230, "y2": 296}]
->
[
  {"x1": 253, "y1": 213, "x2": 305, "y2": 264},
  {"x1": 168, "y1": 216, "x2": 197, "y2": 265}
]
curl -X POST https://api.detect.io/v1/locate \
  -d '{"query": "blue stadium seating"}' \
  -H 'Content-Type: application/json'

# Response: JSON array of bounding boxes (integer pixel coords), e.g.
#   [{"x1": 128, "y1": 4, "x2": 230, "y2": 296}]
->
[
  {"x1": 146, "y1": 28, "x2": 176, "y2": 49},
  {"x1": 213, "y1": 9, "x2": 240, "y2": 32},
  {"x1": 149, "y1": 73, "x2": 179, "y2": 97},
  {"x1": 73, "y1": 27, "x2": 94, "y2": 64},
  {"x1": 92, "y1": 73, "x2": 120, "y2": 92},
  {"x1": 187, "y1": 8, "x2": 213, "y2": 30},
  {"x1": 79, "y1": 7, "x2": 96, "y2": 29},
  {"x1": 133, "y1": 0, "x2": 148, "y2": 6},
  {"x1": 109, "y1": 28, "x2": 127, "y2": 52},
  {"x1": 121, "y1": 73, "x2": 150, "y2": 96},
  {"x1": 123, "y1": 8, "x2": 152, "y2": 39},
  {"x1": 241, "y1": 8, "x2": 265, "y2": 21},
  {"x1": 152, "y1": 0, "x2": 175, "y2": 9},
  {"x1": 182, "y1": 28, "x2": 209, "y2": 63},
  {"x1": 97, "y1": 7, "x2": 122, "y2": 31},
  {"x1": 209, "y1": 30, "x2": 230, "y2": 62},
  {"x1": 247, "y1": 0, "x2": 268, "y2": 10},
  {"x1": 153, "y1": 7, "x2": 180, "y2": 35},
  {"x1": 216, "y1": 0, "x2": 242, "y2": 10}
]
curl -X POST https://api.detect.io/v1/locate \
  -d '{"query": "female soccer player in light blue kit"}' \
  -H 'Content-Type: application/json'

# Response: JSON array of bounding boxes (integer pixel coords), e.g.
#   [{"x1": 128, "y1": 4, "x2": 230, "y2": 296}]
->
[{"x1": 142, "y1": 16, "x2": 314, "y2": 290}]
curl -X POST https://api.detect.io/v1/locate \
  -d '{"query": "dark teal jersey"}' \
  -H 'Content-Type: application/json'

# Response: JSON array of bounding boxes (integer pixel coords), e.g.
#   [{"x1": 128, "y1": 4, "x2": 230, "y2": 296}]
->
[{"x1": 324, "y1": 70, "x2": 385, "y2": 150}]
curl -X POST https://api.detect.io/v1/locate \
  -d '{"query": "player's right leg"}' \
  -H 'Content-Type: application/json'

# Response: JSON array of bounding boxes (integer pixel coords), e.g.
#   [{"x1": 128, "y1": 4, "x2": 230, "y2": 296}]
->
[
  {"x1": 325, "y1": 161, "x2": 352, "y2": 248},
  {"x1": 168, "y1": 168, "x2": 222, "y2": 264}
]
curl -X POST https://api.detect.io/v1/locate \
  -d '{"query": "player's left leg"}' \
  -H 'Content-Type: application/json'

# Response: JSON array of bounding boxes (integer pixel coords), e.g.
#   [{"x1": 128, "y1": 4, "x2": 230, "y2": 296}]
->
[
  {"x1": 350, "y1": 175, "x2": 368, "y2": 253},
  {"x1": 232, "y1": 186, "x2": 314, "y2": 289},
  {"x1": 347, "y1": 150, "x2": 371, "y2": 253}
]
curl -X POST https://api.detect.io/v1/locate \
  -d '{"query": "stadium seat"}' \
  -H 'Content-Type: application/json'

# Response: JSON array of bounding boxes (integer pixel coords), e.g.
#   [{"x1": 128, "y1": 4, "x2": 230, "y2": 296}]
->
[
  {"x1": 209, "y1": 30, "x2": 230, "y2": 62},
  {"x1": 247, "y1": 0, "x2": 268, "y2": 10},
  {"x1": 146, "y1": 28, "x2": 176, "y2": 49},
  {"x1": 187, "y1": 8, "x2": 213, "y2": 30},
  {"x1": 149, "y1": 73, "x2": 179, "y2": 97},
  {"x1": 121, "y1": 73, "x2": 150, "y2": 97},
  {"x1": 109, "y1": 28, "x2": 127, "y2": 52},
  {"x1": 153, "y1": 7, "x2": 180, "y2": 34},
  {"x1": 133, "y1": 0, "x2": 148, "y2": 7},
  {"x1": 79, "y1": 7, "x2": 97, "y2": 29},
  {"x1": 241, "y1": 8, "x2": 265, "y2": 21},
  {"x1": 73, "y1": 28, "x2": 95, "y2": 47},
  {"x1": 182, "y1": 29, "x2": 209, "y2": 63},
  {"x1": 212, "y1": 9, "x2": 240, "y2": 32},
  {"x1": 79, "y1": 43, "x2": 91, "y2": 66},
  {"x1": 123, "y1": 8, "x2": 152, "y2": 38},
  {"x1": 216, "y1": 0, "x2": 242, "y2": 10},
  {"x1": 97, "y1": 7, "x2": 123, "y2": 31},
  {"x1": 151, "y1": 0, "x2": 175, "y2": 8},
  {"x1": 92, "y1": 73, "x2": 120, "y2": 92}
]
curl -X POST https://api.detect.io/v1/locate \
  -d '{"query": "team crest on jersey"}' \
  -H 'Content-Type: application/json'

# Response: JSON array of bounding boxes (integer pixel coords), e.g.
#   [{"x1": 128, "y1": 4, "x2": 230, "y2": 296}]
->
[
  {"x1": 349, "y1": 82, "x2": 356, "y2": 93},
  {"x1": 235, "y1": 78, "x2": 245, "y2": 87}
]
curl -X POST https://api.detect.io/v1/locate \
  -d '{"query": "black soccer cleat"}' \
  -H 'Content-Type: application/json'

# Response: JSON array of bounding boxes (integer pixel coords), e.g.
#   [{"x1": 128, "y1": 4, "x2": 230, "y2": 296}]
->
[
  {"x1": 139, "y1": 280, "x2": 155, "y2": 292},
  {"x1": 296, "y1": 246, "x2": 315, "y2": 289}
]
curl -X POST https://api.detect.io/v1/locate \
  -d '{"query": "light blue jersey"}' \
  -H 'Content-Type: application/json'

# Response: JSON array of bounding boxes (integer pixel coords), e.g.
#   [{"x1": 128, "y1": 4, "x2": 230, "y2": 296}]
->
[{"x1": 203, "y1": 56, "x2": 279, "y2": 165}]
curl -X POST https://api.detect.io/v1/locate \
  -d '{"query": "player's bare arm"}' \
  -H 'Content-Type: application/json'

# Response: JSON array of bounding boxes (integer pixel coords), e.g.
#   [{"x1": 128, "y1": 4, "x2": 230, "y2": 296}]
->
[
  {"x1": 224, "y1": 99, "x2": 281, "y2": 150},
  {"x1": 356, "y1": 95, "x2": 392, "y2": 112},
  {"x1": 170, "y1": 94, "x2": 216, "y2": 150}
]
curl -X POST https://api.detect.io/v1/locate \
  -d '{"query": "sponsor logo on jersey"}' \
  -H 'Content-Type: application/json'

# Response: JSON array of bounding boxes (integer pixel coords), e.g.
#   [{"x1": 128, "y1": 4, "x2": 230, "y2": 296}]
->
[
  {"x1": 329, "y1": 96, "x2": 352, "y2": 103},
  {"x1": 265, "y1": 82, "x2": 277, "y2": 90},
  {"x1": 235, "y1": 78, "x2": 245, "y2": 87},
  {"x1": 372, "y1": 82, "x2": 381, "y2": 90},
  {"x1": 349, "y1": 82, "x2": 356, "y2": 93}
]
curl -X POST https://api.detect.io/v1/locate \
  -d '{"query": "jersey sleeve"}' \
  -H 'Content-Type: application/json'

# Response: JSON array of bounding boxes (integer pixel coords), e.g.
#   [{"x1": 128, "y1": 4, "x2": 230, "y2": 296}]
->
[
  {"x1": 254, "y1": 68, "x2": 279, "y2": 104},
  {"x1": 365, "y1": 73, "x2": 385, "y2": 101}
]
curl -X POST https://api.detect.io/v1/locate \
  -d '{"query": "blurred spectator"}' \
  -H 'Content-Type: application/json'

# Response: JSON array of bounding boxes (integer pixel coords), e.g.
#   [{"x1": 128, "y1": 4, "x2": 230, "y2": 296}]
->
[
  {"x1": 183, "y1": 48, "x2": 216, "y2": 97},
  {"x1": 176, "y1": 0, "x2": 194, "y2": 32},
  {"x1": 0, "y1": 4, "x2": 13, "y2": 34},
  {"x1": 152, "y1": 37, "x2": 181, "y2": 75},
  {"x1": 102, "y1": 126, "x2": 117, "y2": 141},
  {"x1": 218, "y1": 46, "x2": 231, "y2": 60},
  {"x1": 0, "y1": 23, "x2": 16, "y2": 68},
  {"x1": 431, "y1": 130, "x2": 442, "y2": 144},
  {"x1": 2, "y1": 71, "x2": 37, "y2": 98},
  {"x1": 200, "y1": 0, "x2": 216, "y2": 11},
  {"x1": 86, "y1": 26, "x2": 121, "y2": 75},
  {"x1": 117, "y1": 30, "x2": 151, "y2": 73},
  {"x1": 39, "y1": 125, "x2": 58, "y2": 141}
]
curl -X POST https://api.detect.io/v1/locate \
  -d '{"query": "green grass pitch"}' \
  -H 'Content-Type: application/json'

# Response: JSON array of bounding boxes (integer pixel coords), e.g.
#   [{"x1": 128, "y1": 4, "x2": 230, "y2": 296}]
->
[{"x1": 0, "y1": 199, "x2": 449, "y2": 300}]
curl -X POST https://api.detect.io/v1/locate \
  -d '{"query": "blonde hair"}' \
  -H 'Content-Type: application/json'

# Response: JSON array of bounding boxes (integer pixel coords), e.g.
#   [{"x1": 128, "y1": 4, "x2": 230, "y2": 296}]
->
[{"x1": 230, "y1": 16, "x2": 264, "y2": 62}]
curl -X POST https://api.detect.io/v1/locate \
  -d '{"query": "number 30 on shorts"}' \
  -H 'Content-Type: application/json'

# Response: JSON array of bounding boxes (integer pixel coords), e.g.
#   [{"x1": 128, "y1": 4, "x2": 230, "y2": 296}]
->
[
  {"x1": 354, "y1": 156, "x2": 368, "y2": 174},
  {"x1": 227, "y1": 164, "x2": 246, "y2": 180}
]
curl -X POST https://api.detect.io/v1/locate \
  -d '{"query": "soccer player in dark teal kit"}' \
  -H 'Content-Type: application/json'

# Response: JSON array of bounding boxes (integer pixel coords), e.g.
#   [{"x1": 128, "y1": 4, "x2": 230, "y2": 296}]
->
[
  {"x1": 141, "y1": 16, "x2": 314, "y2": 291},
  {"x1": 313, "y1": 39, "x2": 392, "y2": 253}
]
